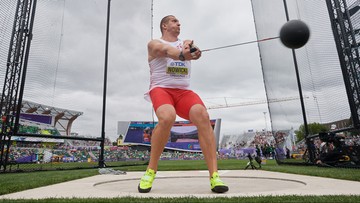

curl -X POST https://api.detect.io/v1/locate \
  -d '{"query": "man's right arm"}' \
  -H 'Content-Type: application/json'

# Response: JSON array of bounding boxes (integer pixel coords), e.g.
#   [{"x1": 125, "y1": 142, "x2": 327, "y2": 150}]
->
[{"x1": 148, "y1": 40, "x2": 182, "y2": 62}]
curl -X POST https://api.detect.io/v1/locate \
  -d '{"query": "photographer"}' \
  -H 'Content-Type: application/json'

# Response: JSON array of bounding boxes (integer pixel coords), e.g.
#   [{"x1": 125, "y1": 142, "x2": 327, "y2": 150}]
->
[{"x1": 317, "y1": 132, "x2": 347, "y2": 165}]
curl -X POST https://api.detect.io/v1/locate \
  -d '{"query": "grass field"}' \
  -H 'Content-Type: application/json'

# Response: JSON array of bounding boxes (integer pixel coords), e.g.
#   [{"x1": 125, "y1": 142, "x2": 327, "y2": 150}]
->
[{"x1": 0, "y1": 159, "x2": 360, "y2": 202}]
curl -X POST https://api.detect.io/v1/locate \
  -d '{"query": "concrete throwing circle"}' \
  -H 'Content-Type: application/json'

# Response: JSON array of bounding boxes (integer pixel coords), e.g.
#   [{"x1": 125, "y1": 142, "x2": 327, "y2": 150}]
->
[{"x1": 93, "y1": 176, "x2": 306, "y2": 196}]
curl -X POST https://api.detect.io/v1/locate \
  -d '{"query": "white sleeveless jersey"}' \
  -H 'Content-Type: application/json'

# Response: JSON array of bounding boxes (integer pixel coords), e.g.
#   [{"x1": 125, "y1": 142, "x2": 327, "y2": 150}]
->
[{"x1": 144, "y1": 39, "x2": 191, "y2": 101}]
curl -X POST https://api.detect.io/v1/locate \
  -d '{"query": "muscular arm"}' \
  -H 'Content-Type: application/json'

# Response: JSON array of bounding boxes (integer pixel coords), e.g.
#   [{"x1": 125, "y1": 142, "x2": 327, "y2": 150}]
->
[
  {"x1": 148, "y1": 40, "x2": 180, "y2": 62},
  {"x1": 147, "y1": 39, "x2": 201, "y2": 62}
]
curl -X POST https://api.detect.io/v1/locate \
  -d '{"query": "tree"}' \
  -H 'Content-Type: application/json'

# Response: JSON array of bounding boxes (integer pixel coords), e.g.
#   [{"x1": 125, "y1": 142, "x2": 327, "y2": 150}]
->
[{"x1": 295, "y1": 122, "x2": 329, "y2": 142}]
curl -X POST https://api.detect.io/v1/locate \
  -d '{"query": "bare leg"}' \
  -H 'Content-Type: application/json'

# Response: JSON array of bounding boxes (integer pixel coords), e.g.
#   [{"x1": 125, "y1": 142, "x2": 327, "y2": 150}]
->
[
  {"x1": 189, "y1": 104, "x2": 218, "y2": 176},
  {"x1": 147, "y1": 104, "x2": 176, "y2": 172}
]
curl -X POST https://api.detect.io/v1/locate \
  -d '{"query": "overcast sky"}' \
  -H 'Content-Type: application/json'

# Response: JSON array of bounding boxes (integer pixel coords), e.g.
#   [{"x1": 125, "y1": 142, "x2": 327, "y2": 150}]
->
[
  {"x1": 0, "y1": 0, "x2": 352, "y2": 142},
  {"x1": 23, "y1": 0, "x2": 271, "y2": 141}
]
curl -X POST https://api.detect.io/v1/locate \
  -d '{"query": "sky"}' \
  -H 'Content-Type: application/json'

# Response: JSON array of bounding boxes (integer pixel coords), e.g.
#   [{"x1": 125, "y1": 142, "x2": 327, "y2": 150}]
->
[
  {"x1": 0, "y1": 0, "x2": 353, "y2": 143},
  {"x1": 15, "y1": 0, "x2": 270, "y2": 141},
  {"x1": 62, "y1": 0, "x2": 271, "y2": 142}
]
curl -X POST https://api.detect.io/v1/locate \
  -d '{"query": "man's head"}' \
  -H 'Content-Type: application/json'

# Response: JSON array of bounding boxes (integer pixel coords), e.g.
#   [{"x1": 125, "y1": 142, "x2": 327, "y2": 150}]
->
[{"x1": 160, "y1": 15, "x2": 180, "y2": 35}]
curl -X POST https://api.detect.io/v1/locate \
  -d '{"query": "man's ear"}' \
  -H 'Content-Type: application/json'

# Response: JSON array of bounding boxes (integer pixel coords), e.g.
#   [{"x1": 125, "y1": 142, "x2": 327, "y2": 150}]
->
[{"x1": 161, "y1": 24, "x2": 167, "y2": 31}]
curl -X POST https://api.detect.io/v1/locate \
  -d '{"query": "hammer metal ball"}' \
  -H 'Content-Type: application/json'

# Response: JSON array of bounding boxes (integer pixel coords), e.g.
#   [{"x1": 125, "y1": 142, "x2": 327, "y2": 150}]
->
[{"x1": 280, "y1": 19, "x2": 310, "y2": 49}]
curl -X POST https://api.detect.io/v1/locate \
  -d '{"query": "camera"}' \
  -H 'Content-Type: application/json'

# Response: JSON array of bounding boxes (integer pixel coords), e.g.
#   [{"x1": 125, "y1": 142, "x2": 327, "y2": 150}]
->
[{"x1": 319, "y1": 132, "x2": 344, "y2": 148}]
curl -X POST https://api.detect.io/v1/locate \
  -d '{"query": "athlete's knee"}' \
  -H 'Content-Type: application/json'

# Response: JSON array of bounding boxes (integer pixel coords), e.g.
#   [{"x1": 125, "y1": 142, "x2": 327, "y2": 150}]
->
[
  {"x1": 158, "y1": 116, "x2": 176, "y2": 129},
  {"x1": 189, "y1": 104, "x2": 210, "y2": 124},
  {"x1": 156, "y1": 105, "x2": 176, "y2": 127}
]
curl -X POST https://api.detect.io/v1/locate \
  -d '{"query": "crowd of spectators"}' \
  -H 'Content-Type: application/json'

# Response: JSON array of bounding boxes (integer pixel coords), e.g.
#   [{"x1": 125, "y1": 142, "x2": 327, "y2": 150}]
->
[
  {"x1": 7, "y1": 145, "x2": 206, "y2": 163},
  {"x1": 250, "y1": 131, "x2": 275, "y2": 147},
  {"x1": 219, "y1": 131, "x2": 277, "y2": 159},
  {"x1": 18, "y1": 123, "x2": 61, "y2": 136},
  {"x1": 5, "y1": 131, "x2": 360, "y2": 164},
  {"x1": 5, "y1": 123, "x2": 296, "y2": 164}
]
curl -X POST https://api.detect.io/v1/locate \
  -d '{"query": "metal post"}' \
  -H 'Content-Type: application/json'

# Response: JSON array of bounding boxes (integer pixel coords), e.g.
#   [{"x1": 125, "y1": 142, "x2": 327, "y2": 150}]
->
[
  {"x1": 263, "y1": 112, "x2": 267, "y2": 131},
  {"x1": 283, "y1": 0, "x2": 314, "y2": 163},
  {"x1": 15, "y1": 0, "x2": 37, "y2": 135},
  {"x1": 0, "y1": 0, "x2": 36, "y2": 172},
  {"x1": 99, "y1": 0, "x2": 111, "y2": 168}
]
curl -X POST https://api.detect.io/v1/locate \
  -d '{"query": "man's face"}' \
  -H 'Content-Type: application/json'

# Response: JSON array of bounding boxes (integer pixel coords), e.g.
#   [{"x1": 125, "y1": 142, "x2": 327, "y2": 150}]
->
[{"x1": 164, "y1": 16, "x2": 181, "y2": 35}]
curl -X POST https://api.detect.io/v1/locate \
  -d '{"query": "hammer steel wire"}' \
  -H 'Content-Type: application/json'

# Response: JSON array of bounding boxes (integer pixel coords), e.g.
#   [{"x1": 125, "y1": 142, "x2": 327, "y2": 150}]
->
[{"x1": 201, "y1": 36, "x2": 280, "y2": 52}]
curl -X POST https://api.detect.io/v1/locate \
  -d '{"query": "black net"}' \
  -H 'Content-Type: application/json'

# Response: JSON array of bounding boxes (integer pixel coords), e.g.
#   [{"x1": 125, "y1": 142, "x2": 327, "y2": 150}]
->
[
  {"x1": 0, "y1": 0, "x2": 150, "y2": 172},
  {"x1": 0, "y1": 0, "x2": 17, "y2": 82},
  {"x1": 251, "y1": 0, "x2": 360, "y2": 166},
  {"x1": 2, "y1": 0, "x2": 360, "y2": 172},
  {"x1": 348, "y1": 0, "x2": 360, "y2": 45}
]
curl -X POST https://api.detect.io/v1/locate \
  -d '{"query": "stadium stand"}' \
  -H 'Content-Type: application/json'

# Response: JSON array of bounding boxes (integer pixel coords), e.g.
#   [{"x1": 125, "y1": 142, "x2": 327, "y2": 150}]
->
[{"x1": 20, "y1": 100, "x2": 83, "y2": 136}]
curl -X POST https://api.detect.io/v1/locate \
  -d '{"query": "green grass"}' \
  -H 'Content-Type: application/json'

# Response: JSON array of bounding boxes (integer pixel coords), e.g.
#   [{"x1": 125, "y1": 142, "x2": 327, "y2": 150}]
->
[
  {"x1": 0, "y1": 169, "x2": 99, "y2": 196},
  {"x1": 0, "y1": 159, "x2": 360, "y2": 202}
]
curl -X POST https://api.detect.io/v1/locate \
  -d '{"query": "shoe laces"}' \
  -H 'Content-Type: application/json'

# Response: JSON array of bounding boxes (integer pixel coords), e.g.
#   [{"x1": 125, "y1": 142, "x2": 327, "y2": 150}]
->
[
  {"x1": 142, "y1": 169, "x2": 155, "y2": 182},
  {"x1": 211, "y1": 172, "x2": 224, "y2": 184}
]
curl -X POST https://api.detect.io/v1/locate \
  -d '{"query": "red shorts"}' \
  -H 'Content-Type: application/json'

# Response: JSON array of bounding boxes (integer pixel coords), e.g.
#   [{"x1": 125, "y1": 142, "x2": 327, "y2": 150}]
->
[{"x1": 149, "y1": 87, "x2": 205, "y2": 120}]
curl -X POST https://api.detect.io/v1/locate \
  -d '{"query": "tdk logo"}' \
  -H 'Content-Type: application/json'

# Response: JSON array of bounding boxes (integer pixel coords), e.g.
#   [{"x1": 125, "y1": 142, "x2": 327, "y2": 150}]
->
[{"x1": 170, "y1": 62, "x2": 185, "y2": 66}]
